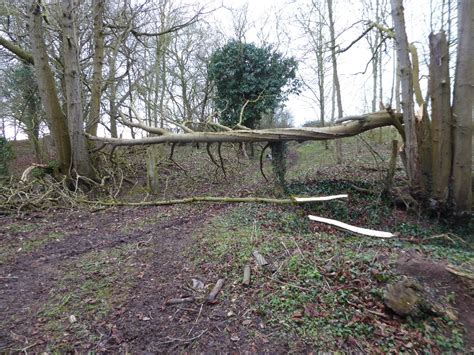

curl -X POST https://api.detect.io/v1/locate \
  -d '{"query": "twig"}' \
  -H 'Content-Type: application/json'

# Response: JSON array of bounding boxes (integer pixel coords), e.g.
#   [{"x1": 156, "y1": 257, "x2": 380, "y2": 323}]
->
[
  {"x1": 157, "y1": 328, "x2": 208, "y2": 345},
  {"x1": 165, "y1": 296, "x2": 195, "y2": 306}
]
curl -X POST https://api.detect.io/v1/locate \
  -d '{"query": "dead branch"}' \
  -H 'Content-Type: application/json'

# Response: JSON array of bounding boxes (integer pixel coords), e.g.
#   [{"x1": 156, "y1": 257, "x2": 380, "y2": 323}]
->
[
  {"x1": 308, "y1": 215, "x2": 395, "y2": 238},
  {"x1": 206, "y1": 143, "x2": 220, "y2": 167},
  {"x1": 207, "y1": 279, "x2": 225, "y2": 304},
  {"x1": 217, "y1": 142, "x2": 226, "y2": 177},
  {"x1": 165, "y1": 296, "x2": 195, "y2": 305},
  {"x1": 80, "y1": 194, "x2": 349, "y2": 207},
  {"x1": 253, "y1": 251, "x2": 268, "y2": 267}
]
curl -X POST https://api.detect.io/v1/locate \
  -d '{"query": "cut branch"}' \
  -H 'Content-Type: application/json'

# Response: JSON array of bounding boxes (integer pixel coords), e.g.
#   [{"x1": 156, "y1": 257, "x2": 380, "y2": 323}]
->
[{"x1": 308, "y1": 215, "x2": 395, "y2": 238}]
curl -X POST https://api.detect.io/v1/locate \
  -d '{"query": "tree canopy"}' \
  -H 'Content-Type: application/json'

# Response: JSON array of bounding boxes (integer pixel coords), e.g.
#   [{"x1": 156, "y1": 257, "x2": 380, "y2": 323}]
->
[{"x1": 207, "y1": 40, "x2": 300, "y2": 129}]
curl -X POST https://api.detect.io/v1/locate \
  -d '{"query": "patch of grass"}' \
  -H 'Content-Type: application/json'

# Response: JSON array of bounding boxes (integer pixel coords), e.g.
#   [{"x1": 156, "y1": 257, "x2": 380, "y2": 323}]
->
[
  {"x1": 21, "y1": 231, "x2": 65, "y2": 252},
  {"x1": 0, "y1": 227, "x2": 65, "y2": 265},
  {"x1": 192, "y1": 203, "x2": 472, "y2": 352},
  {"x1": 289, "y1": 142, "x2": 334, "y2": 179},
  {"x1": 1, "y1": 222, "x2": 36, "y2": 234},
  {"x1": 38, "y1": 242, "x2": 149, "y2": 351}
]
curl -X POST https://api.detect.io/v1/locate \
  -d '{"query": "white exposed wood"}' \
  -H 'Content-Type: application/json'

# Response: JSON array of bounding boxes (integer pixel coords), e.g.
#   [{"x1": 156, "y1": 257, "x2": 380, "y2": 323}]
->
[
  {"x1": 242, "y1": 265, "x2": 251, "y2": 286},
  {"x1": 165, "y1": 296, "x2": 195, "y2": 305},
  {"x1": 253, "y1": 251, "x2": 268, "y2": 267},
  {"x1": 308, "y1": 215, "x2": 395, "y2": 238},
  {"x1": 292, "y1": 194, "x2": 348, "y2": 202}
]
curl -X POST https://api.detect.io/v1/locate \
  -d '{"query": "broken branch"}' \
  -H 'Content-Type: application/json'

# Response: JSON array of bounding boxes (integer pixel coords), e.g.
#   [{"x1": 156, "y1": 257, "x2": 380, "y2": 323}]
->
[
  {"x1": 207, "y1": 279, "x2": 225, "y2": 304},
  {"x1": 308, "y1": 215, "x2": 395, "y2": 238}
]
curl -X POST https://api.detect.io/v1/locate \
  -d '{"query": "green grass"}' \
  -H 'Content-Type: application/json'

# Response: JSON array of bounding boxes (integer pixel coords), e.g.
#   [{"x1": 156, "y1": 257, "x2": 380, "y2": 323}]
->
[
  {"x1": 191, "y1": 200, "x2": 472, "y2": 352},
  {"x1": 0, "y1": 228, "x2": 66, "y2": 265},
  {"x1": 37, "y1": 242, "x2": 148, "y2": 351}
]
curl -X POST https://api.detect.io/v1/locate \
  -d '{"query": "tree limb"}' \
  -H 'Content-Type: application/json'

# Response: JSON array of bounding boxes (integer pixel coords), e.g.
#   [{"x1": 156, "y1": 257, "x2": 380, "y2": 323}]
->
[
  {"x1": 87, "y1": 111, "x2": 403, "y2": 146},
  {"x1": 0, "y1": 35, "x2": 34, "y2": 64}
]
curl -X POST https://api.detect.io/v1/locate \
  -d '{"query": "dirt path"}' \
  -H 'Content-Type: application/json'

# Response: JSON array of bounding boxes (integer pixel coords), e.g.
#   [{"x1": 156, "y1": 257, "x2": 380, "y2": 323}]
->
[{"x1": 0, "y1": 204, "x2": 291, "y2": 352}]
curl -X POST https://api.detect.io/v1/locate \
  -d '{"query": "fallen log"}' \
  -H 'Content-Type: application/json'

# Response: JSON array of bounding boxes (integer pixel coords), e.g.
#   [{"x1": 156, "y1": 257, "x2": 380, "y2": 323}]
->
[
  {"x1": 81, "y1": 194, "x2": 348, "y2": 207},
  {"x1": 86, "y1": 111, "x2": 403, "y2": 147}
]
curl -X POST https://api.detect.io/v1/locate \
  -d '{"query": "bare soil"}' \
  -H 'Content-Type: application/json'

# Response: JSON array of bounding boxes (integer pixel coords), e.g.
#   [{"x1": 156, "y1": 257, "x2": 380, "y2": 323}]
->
[{"x1": 0, "y1": 204, "x2": 296, "y2": 352}]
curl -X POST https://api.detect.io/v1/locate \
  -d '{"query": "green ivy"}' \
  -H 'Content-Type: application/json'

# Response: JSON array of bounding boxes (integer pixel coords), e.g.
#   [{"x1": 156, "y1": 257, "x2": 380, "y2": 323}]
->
[{"x1": 208, "y1": 40, "x2": 301, "y2": 128}]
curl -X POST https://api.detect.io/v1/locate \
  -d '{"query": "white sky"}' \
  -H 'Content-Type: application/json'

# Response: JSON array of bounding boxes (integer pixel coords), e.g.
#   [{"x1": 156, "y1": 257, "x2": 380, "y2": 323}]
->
[
  {"x1": 209, "y1": 0, "x2": 443, "y2": 127},
  {"x1": 2, "y1": 0, "x2": 448, "y2": 139}
]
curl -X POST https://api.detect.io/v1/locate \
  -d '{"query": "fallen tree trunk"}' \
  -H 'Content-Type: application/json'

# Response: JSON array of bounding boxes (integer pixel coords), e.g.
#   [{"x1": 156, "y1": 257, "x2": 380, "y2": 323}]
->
[{"x1": 86, "y1": 111, "x2": 402, "y2": 146}]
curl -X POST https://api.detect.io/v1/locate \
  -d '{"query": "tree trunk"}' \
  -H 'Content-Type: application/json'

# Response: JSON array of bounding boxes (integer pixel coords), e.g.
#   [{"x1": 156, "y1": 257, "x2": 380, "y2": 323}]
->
[
  {"x1": 450, "y1": 0, "x2": 473, "y2": 214},
  {"x1": 270, "y1": 142, "x2": 287, "y2": 196},
  {"x1": 61, "y1": 0, "x2": 94, "y2": 178},
  {"x1": 429, "y1": 31, "x2": 452, "y2": 204},
  {"x1": 410, "y1": 44, "x2": 432, "y2": 194},
  {"x1": 327, "y1": 0, "x2": 343, "y2": 163},
  {"x1": 88, "y1": 111, "x2": 402, "y2": 146},
  {"x1": 28, "y1": 0, "x2": 71, "y2": 174},
  {"x1": 390, "y1": 0, "x2": 422, "y2": 196},
  {"x1": 108, "y1": 52, "x2": 118, "y2": 138},
  {"x1": 87, "y1": 0, "x2": 105, "y2": 136}
]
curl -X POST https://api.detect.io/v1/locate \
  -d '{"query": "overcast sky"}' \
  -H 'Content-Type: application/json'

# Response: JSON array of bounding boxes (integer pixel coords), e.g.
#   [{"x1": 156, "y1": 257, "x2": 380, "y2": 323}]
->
[{"x1": 208, "y1": 0, "x2": 446, "y2": 127}]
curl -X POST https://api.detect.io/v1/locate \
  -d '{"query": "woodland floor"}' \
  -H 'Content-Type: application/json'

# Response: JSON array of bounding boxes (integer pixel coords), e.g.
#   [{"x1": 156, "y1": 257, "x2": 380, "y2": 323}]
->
[{"x1": 1, "y1": 130, "x2": 473, "y2": 353}]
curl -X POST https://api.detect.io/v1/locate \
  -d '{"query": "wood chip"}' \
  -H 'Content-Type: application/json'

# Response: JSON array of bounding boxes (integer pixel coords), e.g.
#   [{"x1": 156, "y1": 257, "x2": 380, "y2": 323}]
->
[
  {"x1": 253, "y1": 251, "x2": 268, "y2": 266},
  {"x1": 242, "y1": 265, "x2": 251, "y2": 286}
]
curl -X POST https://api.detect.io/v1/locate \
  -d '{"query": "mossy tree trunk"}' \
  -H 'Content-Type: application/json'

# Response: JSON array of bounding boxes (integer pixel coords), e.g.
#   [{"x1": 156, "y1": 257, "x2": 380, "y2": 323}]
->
[
  {"x1": 28, "y1": 0, "x2": 71, "y2": 174},
  {"x1": 270, "y1": 141, "x2": 287, "y2": 196}
]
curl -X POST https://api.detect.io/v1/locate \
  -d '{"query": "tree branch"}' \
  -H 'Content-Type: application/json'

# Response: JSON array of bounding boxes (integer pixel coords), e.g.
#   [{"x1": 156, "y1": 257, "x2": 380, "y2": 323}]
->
[{"x1": 0, "y1": 35, "x2": 34, "y2": 64}]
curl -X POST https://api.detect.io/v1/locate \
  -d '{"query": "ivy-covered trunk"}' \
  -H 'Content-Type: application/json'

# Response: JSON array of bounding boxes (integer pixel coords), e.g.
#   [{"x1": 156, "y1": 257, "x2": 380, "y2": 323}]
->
[{"x1": 270, "y1": 142, "x2": 287, "y2": 196}]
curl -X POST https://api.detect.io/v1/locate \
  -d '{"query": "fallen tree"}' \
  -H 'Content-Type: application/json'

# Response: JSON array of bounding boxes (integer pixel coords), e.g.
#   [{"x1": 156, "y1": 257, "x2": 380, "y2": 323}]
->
[{"x1": 86, "y1": 111, "x2": 402, "y2": 146}]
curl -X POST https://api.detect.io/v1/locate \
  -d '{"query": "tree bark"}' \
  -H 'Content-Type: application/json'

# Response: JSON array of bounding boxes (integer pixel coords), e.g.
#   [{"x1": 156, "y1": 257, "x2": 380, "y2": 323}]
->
[
  {"x1": 61, "y1": 0, "x2": 94, "y2": 178},
  {"x1": 327, "y1": 0, "x2": 343, "y2": 163},
  {"x1": 450, "y1": 0, "x2": 473, "y2": 214},
  {"x1": 87, "y1": 0, "x2": 105, "y2": 136},
  {"x1": 390, "y1": 0, "x2": 422, "y2": 196},
  {"x1": 429, "y1": 31, "x2": 452, "y2": 204},
  {"x1": 28, "y1": 1, "x2": 71, "y2": 174}
]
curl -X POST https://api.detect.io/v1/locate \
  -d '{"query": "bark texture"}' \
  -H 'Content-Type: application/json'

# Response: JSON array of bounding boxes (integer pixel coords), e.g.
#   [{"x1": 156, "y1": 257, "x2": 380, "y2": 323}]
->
[
  {"x1": 28, "y1": 1, "x2": 71, "y2": 173},
  {"x1": 390, "y1": 0, "x2": 422, "y2": 195},
  {"x1": 61, "y1": 0, "x2": 94, "y2": 177},
  {"x1": 429, "y1": 32, "x2": 452, "y2": 204},
  {"x1": 87, "y1": 0, "x2": 105, "y2": 136},
  {"x1": 450, "y1": 0, "x2": 473, "y2": 213},
  {"x1": 87, "y1": 111, "x2": 403, "y2": 146}
]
